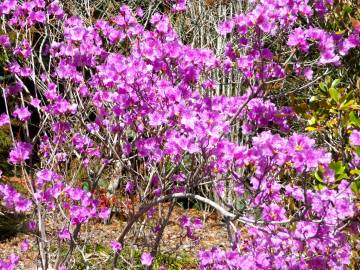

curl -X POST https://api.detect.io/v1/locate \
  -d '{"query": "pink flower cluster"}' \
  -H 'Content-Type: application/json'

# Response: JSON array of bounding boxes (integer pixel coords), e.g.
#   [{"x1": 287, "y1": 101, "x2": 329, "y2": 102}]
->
[
  {"x1": 0, "y1": 254, "x2": 19, "y2": 270},
  {"x1": 218, "y1": 0, "x2": 360, "y2": 82},
  {"x1": 0, "y1": 0, "x2": 358, "y2": 269},
  {"x1": 0, "y1": 184, "x2": 32, "y2": 212}
]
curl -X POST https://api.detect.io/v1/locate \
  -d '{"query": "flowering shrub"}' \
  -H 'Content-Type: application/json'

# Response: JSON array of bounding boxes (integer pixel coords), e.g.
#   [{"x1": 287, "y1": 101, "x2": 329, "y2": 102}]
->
[{"x1": 0, "y1": 0, "x2": 359, "y2": 269}]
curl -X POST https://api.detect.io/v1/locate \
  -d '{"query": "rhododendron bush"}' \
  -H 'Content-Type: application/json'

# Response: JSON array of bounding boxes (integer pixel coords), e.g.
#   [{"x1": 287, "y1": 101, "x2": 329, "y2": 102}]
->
[{"x1": 0, "y1": 0, "x2": 359, "y2": 269}]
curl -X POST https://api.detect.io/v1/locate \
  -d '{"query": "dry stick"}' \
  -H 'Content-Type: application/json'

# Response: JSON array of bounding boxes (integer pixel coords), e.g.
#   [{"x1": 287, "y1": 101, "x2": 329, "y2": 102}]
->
[
  {"x1": 22, "y1": 165, "x2": 49, "y2": 270},
  {"x1": 150, "y1": 201, "x2": 176, "y2": 258},
  {"x1": 36, "y1": 203, "x2": 49, "y2": 270},
  {"x1": 224, "y1": 216, "x2": 234, "y2": 246}
]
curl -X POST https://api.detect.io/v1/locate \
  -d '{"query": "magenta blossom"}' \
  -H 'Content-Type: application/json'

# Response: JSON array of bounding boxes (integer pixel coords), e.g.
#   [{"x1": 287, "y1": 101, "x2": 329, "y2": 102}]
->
[
  {"x1": 58, "y1": 228, "x2": 71, "y2": 240},
  {"x1": 98, "y1": 208, "x2": 111, "y2": 220},
  {"x1": 218, "y1": 20, "x2": 234, "y2": 35},
  {"x1": 172, "y1": 0, "x2": 187, "y2": 12},
  {"x1": 262, "y1": 203, "x2": 287, "y2": 222},
  {"x1": 27, "y1": 220, "x2": 37, "y2": 232},
  {"x1": 140, "y1": 252, "x2": 153, "y2": 266},
  {"x1": 350, "y1": 130, "x2": 360, "y2": 146},
  {"x1": 21, "y1": 240, "x2": 30, "y2": 252},
  {"x1": 0, "y1": 114, "x2": 10, "y2": 126},
  {"x1": 110, "y1": 240, "x2": 122, "y2": 252},
  {"x1": 8, "y1": 142, "x2": 32, "y2": 164},
  {"x1": 12, "y1": 107, "x2": 31, "y2": 121},
  {"x1": 0, "y1": 34, "x2": 10, "y2": 47}
]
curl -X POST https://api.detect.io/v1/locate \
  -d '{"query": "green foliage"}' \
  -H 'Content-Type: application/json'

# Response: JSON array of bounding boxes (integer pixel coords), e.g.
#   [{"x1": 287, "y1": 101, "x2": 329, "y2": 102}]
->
[
  {"x1": 0, "y1": 210, "x2": 26, "y2": 241},
  {"x1": 72, "y1": 243, "x2": 197, "y2": 270},
  {"x1": 0, "y1": 127, "x2": 13, "y2": 176},
  {"x1": 294, "y1": 76, "x2": 359, "y2": 135},
  {"x1": 293, "y1": 76, "x2": 360, "y2": 198}
]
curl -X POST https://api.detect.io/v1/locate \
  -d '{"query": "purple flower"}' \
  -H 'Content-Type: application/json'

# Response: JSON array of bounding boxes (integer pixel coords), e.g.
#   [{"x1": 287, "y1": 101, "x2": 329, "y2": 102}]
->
[
  {"x1": 58, "y1": 228, "x2": 71, "y2": 240},
  {"x1": 350, "y1": 130, "x2": 360, "y2": 146},
  {"x1": 0, "y1": 114, "x2": 10, "y2": 126},
  {"x1": 125, "y1": 181, "x2": 135, "y2": 194},
  {"x1": 192, "y1": 218, "x2": 203, "y2": 229},
  {"x1": 37, "y1": 169, "x2": 62, "y2": 187},
  {"x1": 72, "y1": 133, "x2": 93, "y2": 152},
  {"x1": 30, "y1": 98, "x2": 41, "y2": 108},
  {"x1": 180, "y1": 215, "x2": 191, "y2": 228},
  {"x1": 5, "y1": 83, "x2": 22, "y2": 96},
  {"x1": 110, "y1": 240, "x2": 122, "y2": 252},
  {"x1": 262, "y1": 203, "x2": 287, "y2": 222},
  {"x1": 339, "y1": 35, "x2": 359, "y2": 55},
  {"x1": 287, "y1": 28, "x2": 309, "y2": 52},
  {"x1": 14, "y1": 197, "x2": 32, "y2": 212},
  {"x1": 8, "y1": 142, "x2": 32, "y2": 164},
  {"x1": 136, "y1": 7, "x2": 144, "y2": 17},
  {"x1": 295, "y1": 221, "x2": 318, "y2": 240},
  {"x1": 218, "y1": 20, "x2": 234, "y2": 35},
  {"x1": 215, "y1": 181, "x2": 225, "y2": 197},
  {"x1": 140, "y1": 252, "x2": 153, "y2": 266},
  {"x1": 12, "y1": 107, "x2": 31, "y2": 121},
  {"x1": 8, "y1": 254, "x2": 19, "y2": 265},
  {"x1": 172, "y1": 0, "x2": 187, "y2": 12},
  {"x1": 198, "y1": 250, "x2": 213, "y2": 266},
  {"x1": 14, "y1": 39, "x2": 32, "y2": 59},
  {"x1": 32, "y1": 11, "x2": 46, "y2": 23},
  {"x1": 66, "y1": 187, "x2": 84, "y2": 201},
  {"x1": 48, "y1": 1, "x2": 65, "y2": 19},
  {"x1": 303, "y1": 68, "x2": 313, "y2": 80},
  {"x1": 27, "y1": 220, "x2": 37, "y2": 232},
  {"x1": 98, "y1": 208, "x2": 111, "y2": 220},
  {"x1": 202, "y1": 79, "x2": 217, "y2": 90},
  {"x1": 21, "y1": 239, "x2": 30, "y2": 252},
  {"x1": 0, "y1": 34, "x2": 10, "y2": 47}
]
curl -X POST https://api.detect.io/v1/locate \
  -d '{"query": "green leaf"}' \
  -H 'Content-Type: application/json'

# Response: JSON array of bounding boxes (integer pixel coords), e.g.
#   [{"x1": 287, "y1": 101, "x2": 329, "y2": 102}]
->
[
  {"x1": 331, "y1": 79, "x2": 341, "y2": 88},
  {"x1": 82, "y1": 182, "x2": 90, "y2": 192},
  {"x1": 343, "y1": 5, "x2": 352, "y2": 14},
  {"x1": 325, "y1": 76, "x2": 332, "y2": 85},
  {"x1": 349, "y1": 112, "x2": 360, "y2": 127},
  {"x1": 336, "y1": 173, "x2": 348, "y2": 180},
  {"x1": 314, "y1": 170, "x2": 323, "y2": 182},
  {"x1": 305, "y1": 126, "x2": 318, "y2": 131},
  {"x1": 350, "y1": 169, "x2": 360, "y2": 175},
  {"x1": 351, "y1": 181, "x2": 360, "y2": 194},
  {"x1": 319, "y1": 82, "x2": 327, "y2": 91},
  {"x1": 315, "y1": 183, "x2": 325, "y2": 190},
  {"x1": 329, "y1": 108, "x2": 338, "y2": 114},
  {"x1": 329, "y1": 161, "x2": 345, "y2": 174},
  {"x1": 329, "y1": 87, "x2": 340, "y2": 102},
  {"x1": 339, "y1": 99, "x2": 355, "y2": 110},
  {"x1": 308, "y1": 116, "x2": 317, "y2": 125}
]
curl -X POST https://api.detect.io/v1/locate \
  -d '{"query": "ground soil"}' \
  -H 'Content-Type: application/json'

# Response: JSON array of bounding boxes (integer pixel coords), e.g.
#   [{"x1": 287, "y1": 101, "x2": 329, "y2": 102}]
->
[{"x1": 0, "y1": 202, "x2": 229, "y2": 269}]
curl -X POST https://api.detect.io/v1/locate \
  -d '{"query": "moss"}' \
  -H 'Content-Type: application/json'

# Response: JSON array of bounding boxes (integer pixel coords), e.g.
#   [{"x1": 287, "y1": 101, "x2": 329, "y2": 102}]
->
[
  {"x1": 153, "y1": 252, "x2": 197, "y2": 270},
  {"x1": 0, "y1": 127, "x2": 13, "y2": 176}
]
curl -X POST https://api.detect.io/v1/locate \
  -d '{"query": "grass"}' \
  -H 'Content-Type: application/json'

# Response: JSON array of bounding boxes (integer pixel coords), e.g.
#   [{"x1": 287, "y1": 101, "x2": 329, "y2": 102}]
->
[{"x1": 70, "y1": 243, "x2": 197, "y2": 270}]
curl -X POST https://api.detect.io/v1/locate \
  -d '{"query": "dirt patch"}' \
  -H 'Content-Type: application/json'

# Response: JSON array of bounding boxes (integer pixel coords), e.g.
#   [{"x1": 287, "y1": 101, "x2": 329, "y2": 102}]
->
[{"x1": 0, "y1": 203, "x2": 229, "y2": 269}]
